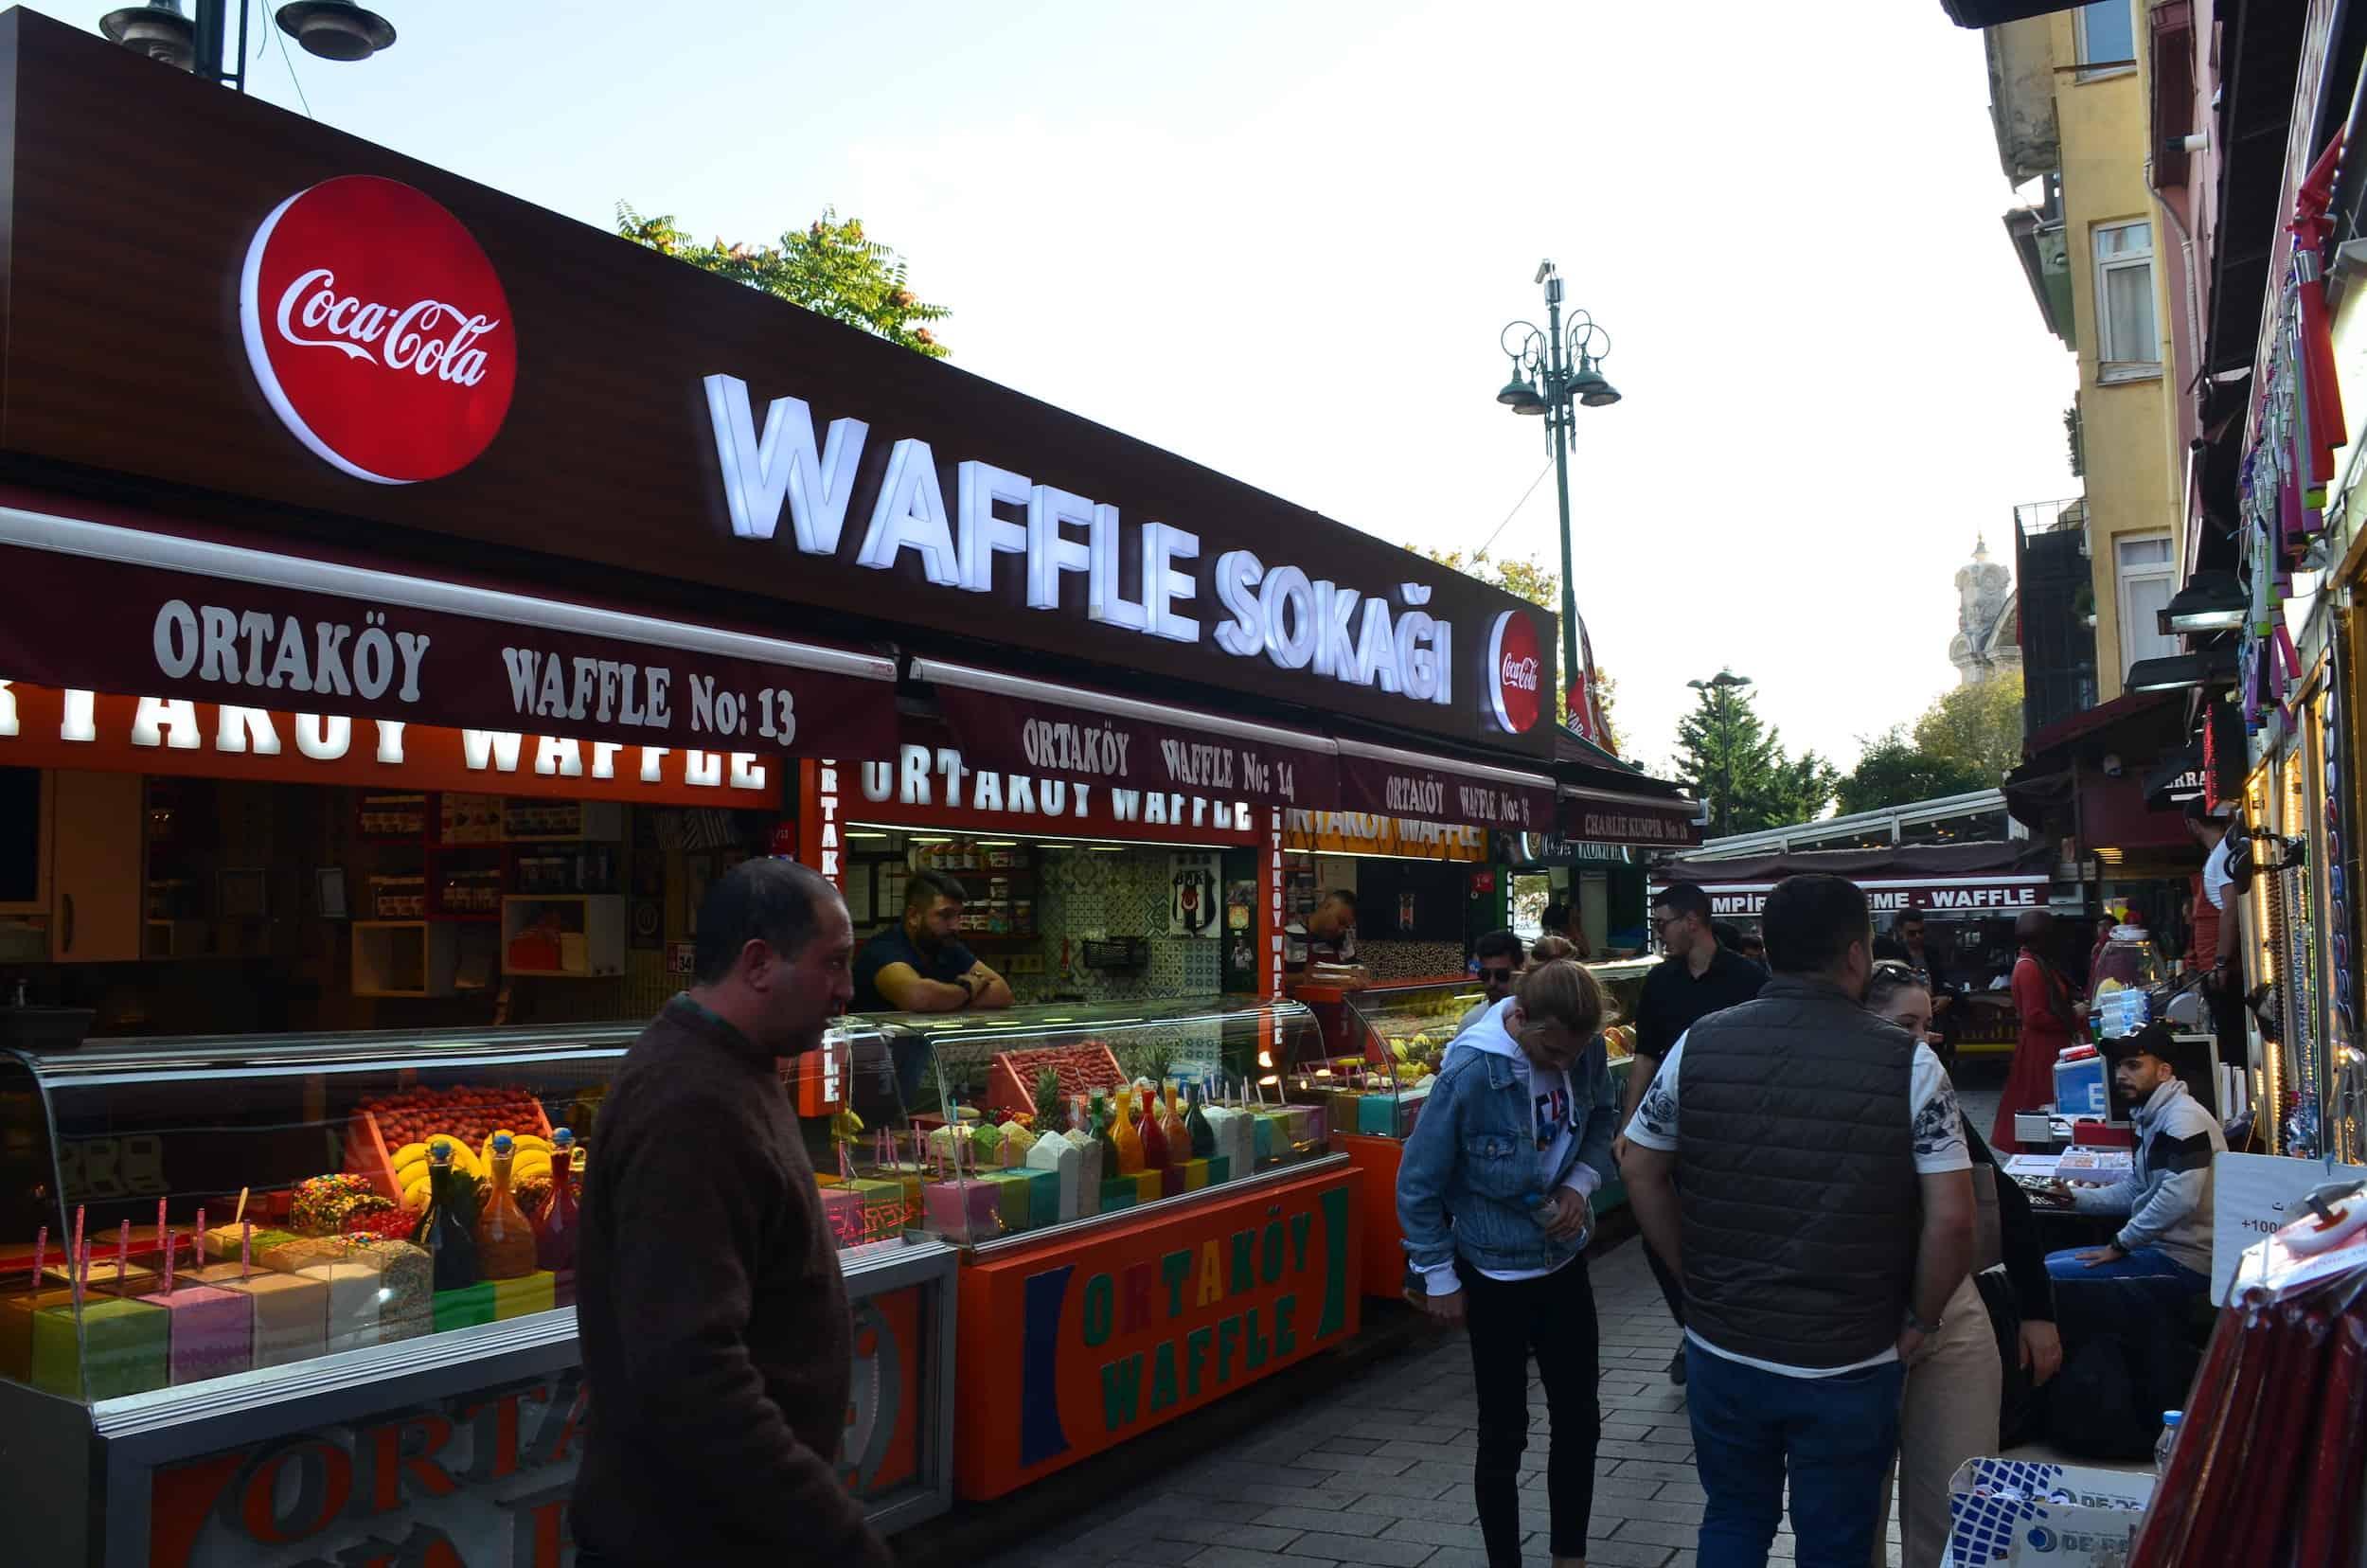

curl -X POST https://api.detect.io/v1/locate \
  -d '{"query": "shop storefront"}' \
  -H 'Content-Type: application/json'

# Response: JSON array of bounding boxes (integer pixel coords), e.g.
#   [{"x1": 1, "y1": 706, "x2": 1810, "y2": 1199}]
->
[{"x1": 0, "y1": 13, "x2": 1627, "y2": 1549}]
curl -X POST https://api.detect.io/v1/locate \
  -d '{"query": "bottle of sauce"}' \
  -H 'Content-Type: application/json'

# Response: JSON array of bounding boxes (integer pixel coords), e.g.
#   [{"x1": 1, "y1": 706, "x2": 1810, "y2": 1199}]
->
[
  {"x1": 473, "y1": 1133, "x2": 539, "y2": 1281},
  {"x1": 1185, "y1": 1081, "x2": 1218, "y2": 1160},
  {"x1": 1136, "y1": 1083, "x2": 1169, "y2": 1172},
  {"x1": 418, "y1": 1141, "x2": 480, "y2": 1293},
  {"x1": 534, "y1": 1127, "x2": 579, "y2": 1284},
  {"x1": 1112, "y1": 1088, "x2": 1146, "y2": 1174}
]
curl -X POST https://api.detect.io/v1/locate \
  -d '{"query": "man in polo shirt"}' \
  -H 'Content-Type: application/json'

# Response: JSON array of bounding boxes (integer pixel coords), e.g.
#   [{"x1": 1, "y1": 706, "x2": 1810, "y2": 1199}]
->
[
  {"x1": 1614, "y1": 882, "x2": 1766, "y2": 1383},
  {"x1": 853, "y1": 870, "x2": 1013, "y2": 1108},
  {"x1": 1620, "y1": 874, "x2": 1976, "y2": 1568}
]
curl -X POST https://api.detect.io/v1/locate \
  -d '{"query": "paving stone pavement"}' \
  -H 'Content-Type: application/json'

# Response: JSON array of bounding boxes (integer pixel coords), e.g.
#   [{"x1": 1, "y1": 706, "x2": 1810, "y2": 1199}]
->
[{"x1": 971, "y1": 1238, "x2": 1908, "y2": 1568}]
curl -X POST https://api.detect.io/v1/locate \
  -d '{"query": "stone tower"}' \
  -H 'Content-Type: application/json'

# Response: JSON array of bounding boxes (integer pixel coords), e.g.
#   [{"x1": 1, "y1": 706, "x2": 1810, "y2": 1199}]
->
[{"x1": 1949, "y1": 536, "x2": 2021, "y2": 686}]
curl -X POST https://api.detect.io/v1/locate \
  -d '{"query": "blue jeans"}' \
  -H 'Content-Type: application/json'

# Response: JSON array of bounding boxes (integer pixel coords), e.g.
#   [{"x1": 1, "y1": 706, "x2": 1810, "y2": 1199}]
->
[
  {"x1": 2044, "y1": 1244, "x2": 2208, "y2": 1347},
  {"x1": 1685, "y1": 1342, "x2": 1906, "y2": 1568}
]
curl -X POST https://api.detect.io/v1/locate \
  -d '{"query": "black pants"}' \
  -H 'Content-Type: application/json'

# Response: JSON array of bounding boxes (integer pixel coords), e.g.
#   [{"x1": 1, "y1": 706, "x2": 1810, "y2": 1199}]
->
[{"x1": 1461, "y1": 1256, "x2": 1601, "y2": 1565}]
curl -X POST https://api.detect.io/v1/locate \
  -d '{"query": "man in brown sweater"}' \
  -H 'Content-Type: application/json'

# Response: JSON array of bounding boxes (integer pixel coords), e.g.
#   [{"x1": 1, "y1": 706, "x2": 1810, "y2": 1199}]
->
[{"x1": 572, "y1": 858, "x2": 893, "y2": 1566}]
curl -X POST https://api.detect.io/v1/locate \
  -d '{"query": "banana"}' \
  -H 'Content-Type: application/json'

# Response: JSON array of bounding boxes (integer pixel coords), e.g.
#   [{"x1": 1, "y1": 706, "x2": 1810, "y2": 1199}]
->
[{"x1": 391, "y1": 1142, "x2": 430, "y2": 1168}]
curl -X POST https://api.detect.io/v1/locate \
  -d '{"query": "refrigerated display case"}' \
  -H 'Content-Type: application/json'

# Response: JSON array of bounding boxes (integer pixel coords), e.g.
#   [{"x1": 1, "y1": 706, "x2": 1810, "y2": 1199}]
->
[
  {"x1": 862, "y1": 997, "x2": 1364, "y2": 1504},
  {"x1": 0, "y1": 1020, "x2": 955, "y2": 1567},
  {"x1": 843, "y1": 996, "x2": 1334, "y2": 1247}
]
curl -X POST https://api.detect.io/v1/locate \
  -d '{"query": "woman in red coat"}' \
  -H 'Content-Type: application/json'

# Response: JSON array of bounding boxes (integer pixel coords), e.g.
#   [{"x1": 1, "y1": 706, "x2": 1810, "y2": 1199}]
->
[{"x1": 1993, "y1": 910, "x2": 2086, "y2": 1151}]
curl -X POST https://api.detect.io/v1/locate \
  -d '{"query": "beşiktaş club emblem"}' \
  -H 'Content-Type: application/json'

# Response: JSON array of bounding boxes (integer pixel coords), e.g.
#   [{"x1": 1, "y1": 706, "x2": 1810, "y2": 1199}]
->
[
  {"x1": 239, "y1": 175, "x2": 516, "y2": 485},
  {"x1": 1486, "y1": 610, "x2": 1544, "y2": 734}
]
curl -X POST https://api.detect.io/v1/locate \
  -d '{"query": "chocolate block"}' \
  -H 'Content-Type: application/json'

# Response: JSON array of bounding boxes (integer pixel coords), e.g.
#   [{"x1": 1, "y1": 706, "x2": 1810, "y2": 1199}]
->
[
  {"x1": 31, "y1": 1295, "x2": 169, "y2": 1399},
  {"x1": 1203, "y1": 1154, "x2": 1231, "y2": 1187},
  {"x1": 0, "y1": 1288, "x2": 77, "y2": 1382},
  {"x1": 1130, "y1": 1170, "x2": 1165, "y2": 1206},
  {"x1": 1096, "y1": 1180, "x2": 1137, "y2": 1213},
  {"x1": 215, "y1": 1272, "x2": 329, "y2": 1369},
  {"x1": 1181, "y1": 1158, "x2": 1210, "y2": 1193},
  {"x1": 138, "y1": 1285, "x2": 254, "y2": 1385},
  {"x1": 42, "y1": 1260, "x2": 158, "y2": 1298},
  {"x1": 298, "y1": 1264, "x2": 382, "y2": 1355}
]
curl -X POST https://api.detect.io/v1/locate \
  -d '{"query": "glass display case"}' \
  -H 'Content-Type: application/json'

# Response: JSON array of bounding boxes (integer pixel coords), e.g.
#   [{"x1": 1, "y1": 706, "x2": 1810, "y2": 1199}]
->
[
  {"x1": 1315, "y1": 977, "x2": 1488, "y2": 1140},
  {"x1": 836, "y1": 997, "x2": 1332, "y2": 1248},
  {"x1": 1588, "y1": 957, "x2": 1652, "y2": 1085},
  {"x1": 0, "y1": 1020, "x2": 955, "y2": 1566}
]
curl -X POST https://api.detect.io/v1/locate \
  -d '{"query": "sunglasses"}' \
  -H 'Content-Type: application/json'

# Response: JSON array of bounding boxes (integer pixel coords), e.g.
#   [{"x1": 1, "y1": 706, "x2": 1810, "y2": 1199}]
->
[{"x1": 1871, "y1": 960, "x2": 1930, "y2": 984}]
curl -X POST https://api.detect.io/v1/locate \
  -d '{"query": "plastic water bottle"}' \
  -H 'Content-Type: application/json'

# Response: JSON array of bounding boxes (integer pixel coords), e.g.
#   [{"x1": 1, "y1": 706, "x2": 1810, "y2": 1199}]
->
[{"x1": 2154, "y1": 1411, "x2": 2182, "y2": 1479}]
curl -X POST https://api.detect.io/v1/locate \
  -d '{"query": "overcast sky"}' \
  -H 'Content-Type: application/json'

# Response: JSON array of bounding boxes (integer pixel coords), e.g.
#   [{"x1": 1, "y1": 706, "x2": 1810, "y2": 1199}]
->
[{"x1": 75, "y1": 0, "x2": 2079, "y2": 776}]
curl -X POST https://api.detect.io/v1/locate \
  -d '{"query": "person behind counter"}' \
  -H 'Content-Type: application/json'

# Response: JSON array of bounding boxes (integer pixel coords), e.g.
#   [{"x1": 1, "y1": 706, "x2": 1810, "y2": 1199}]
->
[
  {"x1": 1286, "y1": 887, "x2": 1363, "y2": 972},
  {"x1": 1540, "y1": 899, "x2": 1595, "y2": 959},
  {"x1": 1615, "y1": 881, "x2": 1767, "y2": 1386},
  {"x1": 1398, "y1": 957, "x2": 1619, "y2": 1568},
  {"x1": 1991, "y1": 911, "x2": 2084, "y2": 1152},
  {"x1": 574, "y1": 859, "x2": 892, "y2": 1568},
  {"x1": 852, "y1": 870, "x2": 1013, "y2": 1108}
]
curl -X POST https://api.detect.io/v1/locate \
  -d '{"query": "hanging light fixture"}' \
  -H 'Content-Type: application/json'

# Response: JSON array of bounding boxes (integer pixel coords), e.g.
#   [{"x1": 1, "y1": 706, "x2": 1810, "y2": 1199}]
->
[
  {"x1": 1570, "y1": 356, "x2": 1622, "y2": 408},
  {"x1": 99, "y1": 0, "x2": 196, "y2": 68},
  {"x1": 274, "y1": 0, "x2": 396, "y2": 62}
]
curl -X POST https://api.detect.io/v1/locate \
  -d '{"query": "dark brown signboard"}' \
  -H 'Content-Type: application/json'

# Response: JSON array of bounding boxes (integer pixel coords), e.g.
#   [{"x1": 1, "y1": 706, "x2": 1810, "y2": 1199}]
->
[
  {"x1": 0, "y1": 502, "x2": 897, "y2": 759},
  {"x1": 926, "y1": 668, "x2": 1341, "y2": 811},
  {"x1": 1333, "y1": 741, "x2": 1557, "y2": 831},
  {"x1": 1561, "y1": 793, "x2": 1704, "y2": 848},
  {"x1": 0, "y1": 14, "x2": 1554, "y2": 759}
]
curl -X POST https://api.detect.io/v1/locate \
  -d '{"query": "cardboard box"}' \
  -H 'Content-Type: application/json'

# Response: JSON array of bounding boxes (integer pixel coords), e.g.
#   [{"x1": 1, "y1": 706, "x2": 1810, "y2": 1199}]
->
[{"x1": 1947, "y1": 1458, "x2": 2151, "y2": 1567}]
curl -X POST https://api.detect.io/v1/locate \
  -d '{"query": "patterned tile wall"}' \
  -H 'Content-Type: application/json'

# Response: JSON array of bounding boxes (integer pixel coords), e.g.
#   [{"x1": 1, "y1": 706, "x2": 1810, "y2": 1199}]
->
[{"x1": 1022, "y1": 847, "x2": 1222, "y2": 1005}]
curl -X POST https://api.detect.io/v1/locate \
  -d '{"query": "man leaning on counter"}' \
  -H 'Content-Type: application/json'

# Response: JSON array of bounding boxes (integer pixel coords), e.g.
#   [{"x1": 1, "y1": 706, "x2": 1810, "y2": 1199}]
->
[{"x1": 853, "y1": 869, "x2": 1014, "y2": 1108}]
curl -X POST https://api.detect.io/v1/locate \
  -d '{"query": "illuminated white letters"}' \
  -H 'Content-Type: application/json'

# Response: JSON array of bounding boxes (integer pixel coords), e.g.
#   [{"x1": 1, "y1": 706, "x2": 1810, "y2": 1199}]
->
[
  {"x1": 859, "y1": 439, "x2": 959, "y2": 586},
  {"x1": 0, "y1": 681, "x2": 14, "y2": 739},
  {"x1": 132, "y1": 697, "x2": 203, "y2": 750},
  {"x1": 702, "y1": 375, "x2": 869, "y2": 549},
  {"x1": 1027, "y1": 487, "x2": 1095, "y2": 610},
  {"x1": 294, "y1": 714, "x2": 352, "y2": 761},
  {"x1": 1143, "y1": 524, "x2": 1201, "y2": 644},
  {"x1": 956, "y1": 461, "x2": 1032, "y2": 594}
]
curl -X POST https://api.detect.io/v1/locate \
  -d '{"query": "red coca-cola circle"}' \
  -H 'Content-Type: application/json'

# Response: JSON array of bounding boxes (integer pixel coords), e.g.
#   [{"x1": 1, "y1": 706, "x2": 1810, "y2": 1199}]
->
[
  {"x1": 1486, "y1": 611, "x2": 1544, "y2": 734},
  {"x1": 239, "y1": 176, "x2": 516, "y2": 485}
]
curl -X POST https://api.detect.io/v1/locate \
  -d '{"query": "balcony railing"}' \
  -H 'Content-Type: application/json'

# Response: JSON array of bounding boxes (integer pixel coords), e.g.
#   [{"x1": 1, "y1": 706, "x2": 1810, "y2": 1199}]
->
[{"x1": 2015, "y1": 496, "x2": 2089, "y2": 539}]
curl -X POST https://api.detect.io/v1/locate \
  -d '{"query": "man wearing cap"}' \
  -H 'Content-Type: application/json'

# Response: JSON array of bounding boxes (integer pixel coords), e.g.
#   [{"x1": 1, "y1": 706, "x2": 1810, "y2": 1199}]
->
[{"x1": 2043, "y1": 1025, "x2": 2226, "y2": 1341}]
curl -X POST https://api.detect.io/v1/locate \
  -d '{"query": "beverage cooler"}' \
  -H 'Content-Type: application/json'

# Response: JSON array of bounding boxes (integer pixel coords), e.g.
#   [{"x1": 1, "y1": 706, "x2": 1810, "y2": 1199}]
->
[{"x1": 0, "y1": 1021, "x2": 956, "y2": 1567}]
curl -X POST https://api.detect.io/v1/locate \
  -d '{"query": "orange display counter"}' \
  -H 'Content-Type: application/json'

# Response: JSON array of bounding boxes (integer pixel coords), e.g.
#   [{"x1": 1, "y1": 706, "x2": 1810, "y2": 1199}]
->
[{"x1": 952, "y1": 1161, "x2": 1363, "y2": 1500}]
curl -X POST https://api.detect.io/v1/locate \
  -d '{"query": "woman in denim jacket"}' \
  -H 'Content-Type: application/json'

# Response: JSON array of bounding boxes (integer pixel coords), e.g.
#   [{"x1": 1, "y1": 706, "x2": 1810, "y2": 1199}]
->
[{"x1": 1397, "y1": 958, "x2": 1620, "y2": 1568}]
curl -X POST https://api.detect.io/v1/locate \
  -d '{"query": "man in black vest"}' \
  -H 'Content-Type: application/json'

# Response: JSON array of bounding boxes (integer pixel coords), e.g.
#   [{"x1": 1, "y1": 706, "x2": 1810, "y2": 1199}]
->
[{"x1": 1620, "y1": 875, "x2": 1976, "y2": 1568}]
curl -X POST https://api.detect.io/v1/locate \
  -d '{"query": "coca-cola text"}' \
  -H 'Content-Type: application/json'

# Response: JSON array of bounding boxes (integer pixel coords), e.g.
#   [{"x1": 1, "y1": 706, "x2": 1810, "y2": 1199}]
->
[{"x1": 276, "y1": 268, "x2": 499, "y2": 385}]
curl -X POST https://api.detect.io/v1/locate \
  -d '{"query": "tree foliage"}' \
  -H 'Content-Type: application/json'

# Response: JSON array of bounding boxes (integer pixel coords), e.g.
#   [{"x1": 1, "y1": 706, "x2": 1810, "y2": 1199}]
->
[
  {"x1": 617, "y1": 203, "x2": 950, "y2": 357},
  {"x1": 1835, "y1": 727, "x2": 1992, "y2": 816},
  {"x1": 1911, "y1": 671, "x2": 2026, "y2": 782},
  {"x1": 1411, "y1": 546, "x2": 1622, "y2": 754},
  {"x1": 1675, "y1": 677, "x2": 1840, "y2": 837}
]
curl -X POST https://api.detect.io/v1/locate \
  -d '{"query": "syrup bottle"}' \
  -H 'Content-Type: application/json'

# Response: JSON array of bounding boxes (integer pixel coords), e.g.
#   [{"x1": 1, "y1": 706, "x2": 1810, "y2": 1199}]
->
[
  {"x1": 473, "y1": 1133, "x2": 539, "y2": 1281},
  {"x1": 1112, "y1": 1088, "x2": 1146, "y2": 1174},
  {"x1": 1137, "y1": 1083, "x2": 1170, "y2": 1172},
  {"x1": 534, "y1": 1127, "x2": 579, "y2": 1280},
  {"x1": 418, "y1": 1141, "x2": 480, "y2": 1292},
  {"x1": 1185, "y1": 1081, "x2": 1218, "y2": 1160}
]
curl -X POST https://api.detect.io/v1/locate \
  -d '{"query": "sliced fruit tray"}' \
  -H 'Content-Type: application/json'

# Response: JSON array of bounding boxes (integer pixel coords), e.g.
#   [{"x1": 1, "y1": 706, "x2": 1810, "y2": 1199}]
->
[
  {"x1": 984, "y1": 1041, "x2": 1129, "y2": 1118},
  {"x1": 345, "y1": 1085, "x2": 557, "y2": 1206}
]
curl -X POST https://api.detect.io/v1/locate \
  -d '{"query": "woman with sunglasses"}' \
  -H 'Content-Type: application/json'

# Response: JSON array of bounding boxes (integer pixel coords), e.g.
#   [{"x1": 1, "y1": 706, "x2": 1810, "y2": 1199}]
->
[{"x1": 1863, "y1": 960, "x2": 2061, "y2": 1568}]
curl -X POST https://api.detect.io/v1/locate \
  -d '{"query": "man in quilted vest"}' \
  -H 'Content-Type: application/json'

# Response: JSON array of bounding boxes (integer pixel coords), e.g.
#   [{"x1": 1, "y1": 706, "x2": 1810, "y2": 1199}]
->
[{"x1": 1620, "y1": 874, "x2": 1976, "y2": 1568}]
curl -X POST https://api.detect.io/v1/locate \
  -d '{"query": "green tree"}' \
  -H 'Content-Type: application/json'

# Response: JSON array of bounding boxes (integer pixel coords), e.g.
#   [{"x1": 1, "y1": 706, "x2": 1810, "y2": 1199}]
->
[
  {"x1": 617, "y1": 203, "x2": 950, "y2": 357},
  {"x1": 1835, "y1": 727, "x2": 1991, "y2": 816},
  {"x1": 1411, "y1": 546, "x2": 1622, "y2": 753},
  {"x1": 1675, "y1": 676, "x2": 1840, "y2": 837},
  {"x1": 1910, "y1": 672, "x2": 2026, "y2": 783}
]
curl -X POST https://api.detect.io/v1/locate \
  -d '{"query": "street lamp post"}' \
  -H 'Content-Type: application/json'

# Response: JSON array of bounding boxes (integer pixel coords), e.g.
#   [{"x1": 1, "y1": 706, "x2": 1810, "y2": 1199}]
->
[
  {"x1": 1686, "y1": 671, "x2": 1753, "y2": 839},
  {"x1": 1496, "y1": 259, "x2": 1621, "y2": 735},
  {"x1": 99, "y1": 0, "x2": 396, "y2": 87}
]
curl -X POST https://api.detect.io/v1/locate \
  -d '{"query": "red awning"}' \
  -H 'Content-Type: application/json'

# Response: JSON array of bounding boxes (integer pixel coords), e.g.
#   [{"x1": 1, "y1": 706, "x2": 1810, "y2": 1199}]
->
[
  {"x1": 0, "y1": 499, "x2": 899, "y2": 757},
  {"x1": 2022, "y1": 687, "x2": 2182, "y2": 760}
]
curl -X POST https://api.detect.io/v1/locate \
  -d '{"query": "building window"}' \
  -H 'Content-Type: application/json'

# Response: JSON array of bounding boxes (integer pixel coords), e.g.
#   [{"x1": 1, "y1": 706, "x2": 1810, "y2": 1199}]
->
[
  {"x1": 2095, "y1": 222, "x2": 2159, "y2": 378},
  {"x1": 2117, "y1": 533, "x2": 2179, "y2": 674},
  {"x1": 2076, "y1": 1, "x2": 2136, "y2": 71}
]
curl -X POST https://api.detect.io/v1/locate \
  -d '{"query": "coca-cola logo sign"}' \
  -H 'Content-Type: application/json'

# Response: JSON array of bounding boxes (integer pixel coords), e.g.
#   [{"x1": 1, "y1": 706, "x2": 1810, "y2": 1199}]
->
[
  {"x1": 238, "y1": 176, "x2": 516, "y2": 485},
  {"x1": 1486, "y1": 611, "x2": 1544, "y2": 734}
]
